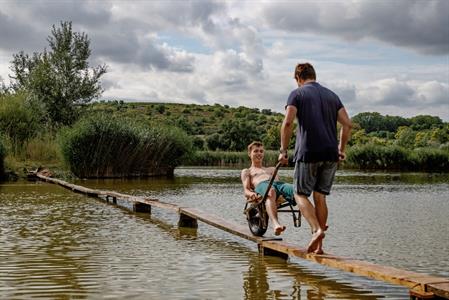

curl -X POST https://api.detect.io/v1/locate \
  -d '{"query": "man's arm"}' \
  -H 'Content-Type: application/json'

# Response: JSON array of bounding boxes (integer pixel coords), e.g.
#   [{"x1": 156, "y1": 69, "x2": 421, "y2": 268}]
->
[
  {"x1": 278, "y1": 105, "x2": 297, "y2": 164},
  {"x1": 241, "y1": 169, "x2": 259, "y2": 201},
  {"x1": 337, "y1": 107, "x2": 353, "y2": 160}
]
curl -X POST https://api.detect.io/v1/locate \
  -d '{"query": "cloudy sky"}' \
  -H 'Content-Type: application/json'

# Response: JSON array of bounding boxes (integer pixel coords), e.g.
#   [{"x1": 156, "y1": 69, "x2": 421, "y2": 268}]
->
[{"x1": 0, "y1": 0, "x2": 448, "y2": 120}]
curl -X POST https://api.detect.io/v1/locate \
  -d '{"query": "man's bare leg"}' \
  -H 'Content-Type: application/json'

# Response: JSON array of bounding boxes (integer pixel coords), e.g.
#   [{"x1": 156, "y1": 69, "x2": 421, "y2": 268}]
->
[
  {"x1": 313, "y1": 191, "x2": 328, "y2": 254},
  {"x1": 265, "y1": 189, "x2": 285, "y2": 235},
  {"x1": 294, "y1": 194, "x2": 325, "y2": 252}
]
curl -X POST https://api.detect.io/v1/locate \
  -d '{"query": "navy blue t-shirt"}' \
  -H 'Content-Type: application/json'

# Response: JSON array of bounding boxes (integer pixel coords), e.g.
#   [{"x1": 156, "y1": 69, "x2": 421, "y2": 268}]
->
[{"x1": 286, "y1": 82, "x2": 343, "y2": 163}]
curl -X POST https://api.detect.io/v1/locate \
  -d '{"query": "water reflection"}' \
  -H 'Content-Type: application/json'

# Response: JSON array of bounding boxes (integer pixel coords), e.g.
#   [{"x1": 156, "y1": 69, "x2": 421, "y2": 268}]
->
[{"x1": 1, "y1": 168, "x2": 447, "y2": 299}]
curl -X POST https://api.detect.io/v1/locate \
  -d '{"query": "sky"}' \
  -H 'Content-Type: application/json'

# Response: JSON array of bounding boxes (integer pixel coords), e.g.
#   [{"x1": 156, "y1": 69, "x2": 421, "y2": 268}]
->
[{"x1": 0, "y1": 0, "x2": 448, "y2": 120}]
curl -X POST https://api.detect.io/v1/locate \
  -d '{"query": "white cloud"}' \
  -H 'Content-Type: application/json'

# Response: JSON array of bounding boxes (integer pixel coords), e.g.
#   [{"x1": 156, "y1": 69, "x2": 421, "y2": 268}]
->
[{"x1": 0, "y1": 0, "x2": 447, "y2": 121}]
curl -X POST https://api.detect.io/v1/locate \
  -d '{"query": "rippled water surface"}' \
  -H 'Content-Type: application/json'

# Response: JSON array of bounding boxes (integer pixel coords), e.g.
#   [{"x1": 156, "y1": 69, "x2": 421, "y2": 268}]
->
[{"x1": 1, "y1": 169, "x2": 448, "y2": 299}]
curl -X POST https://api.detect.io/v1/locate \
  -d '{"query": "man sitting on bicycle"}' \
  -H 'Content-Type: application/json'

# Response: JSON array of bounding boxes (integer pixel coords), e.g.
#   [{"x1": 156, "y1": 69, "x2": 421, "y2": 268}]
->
[{"x1": 241, "y1": 141, "x2": 296, "y2": 236}]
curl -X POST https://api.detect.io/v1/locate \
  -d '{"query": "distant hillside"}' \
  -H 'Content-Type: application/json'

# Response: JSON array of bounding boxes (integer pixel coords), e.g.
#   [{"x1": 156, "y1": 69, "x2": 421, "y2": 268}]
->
[
  {"x1": 87, "y1": 101, "x2": 449, "y2": 152},
  {"x1": 87, "y1": 101, "x2": 286, "y2": 151}
]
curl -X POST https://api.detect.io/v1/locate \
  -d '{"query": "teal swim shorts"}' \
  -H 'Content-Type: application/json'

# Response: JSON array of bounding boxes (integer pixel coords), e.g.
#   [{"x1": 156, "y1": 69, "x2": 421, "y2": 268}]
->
[{"x1": 254, "y1": 180, "x2": 296, "y2": 206}]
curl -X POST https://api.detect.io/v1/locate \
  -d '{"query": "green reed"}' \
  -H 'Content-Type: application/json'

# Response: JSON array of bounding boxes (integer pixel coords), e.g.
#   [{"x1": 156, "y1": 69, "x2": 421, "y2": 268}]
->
[
  {"x1": 346, "y1": 144, "x2": 449, "y2": 171},
  {"x1": 59, "y1": 114, "x2": 193, "y2": 178},
  {"x1": 0, "y1": 135, "x2": 5, "y2": 178},
  {"x1": 185, "y1": 150, "x2": 280, "y2": 168}
]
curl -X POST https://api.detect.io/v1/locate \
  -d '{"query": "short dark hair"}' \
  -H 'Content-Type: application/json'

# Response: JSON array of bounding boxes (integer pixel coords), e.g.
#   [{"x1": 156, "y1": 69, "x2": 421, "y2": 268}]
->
[
  {"x1": 247, "y1": 141, "x2": 263, "y2": 154},
  {"x1": 294, "y1": 62, "x2": 316, "y2": 81}
]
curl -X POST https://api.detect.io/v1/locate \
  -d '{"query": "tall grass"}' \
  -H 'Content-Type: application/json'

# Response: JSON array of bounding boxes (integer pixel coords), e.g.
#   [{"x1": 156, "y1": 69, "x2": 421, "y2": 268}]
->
[
  {"x1": 0, "y1": 135, "x2": 6, "y2": 178},
  {"x1": 25, "y1": 133, "x2": 61, "y2": 163},
  {"x1": 186, "y1": 145, "x2": 449, "y2": 172},
  {"x1": 59, "y1": 114, "x2": 193, "y2": 178},
  {"x1": 346, "y1": 144, "x2": 449, "y2": 171},
  {"x1": 185, "y1": 150, "x2": 281, "y2": 167}
]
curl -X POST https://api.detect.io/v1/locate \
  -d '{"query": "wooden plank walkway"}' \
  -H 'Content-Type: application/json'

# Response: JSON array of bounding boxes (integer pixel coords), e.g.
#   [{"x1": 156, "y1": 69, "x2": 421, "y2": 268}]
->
[{"x1": 34, "y1": 172, "x2": 449, "y2": 299}]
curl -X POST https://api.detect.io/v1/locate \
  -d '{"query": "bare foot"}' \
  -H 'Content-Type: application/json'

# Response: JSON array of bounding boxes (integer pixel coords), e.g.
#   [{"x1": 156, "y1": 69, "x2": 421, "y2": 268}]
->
[
  {"x1": 307, "y1": 229, "x2": 325, "y2": 253},
  {"x1": 274, "y1": 225, "x2": 286, "y2": 236},
  {"x1": 314, "y1": 244, "x2": 324, "y2": 254}
]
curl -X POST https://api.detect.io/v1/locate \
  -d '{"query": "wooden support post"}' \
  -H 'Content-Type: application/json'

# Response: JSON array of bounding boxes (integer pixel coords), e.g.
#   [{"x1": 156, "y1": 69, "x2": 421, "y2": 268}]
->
[
  {"x1": 105, "y1": 195, "x2": 109, "y2": 202},
  {"x1": 258, "y1": 244, "x2": 288, "y2": 260},
  {"x1": 178, "y1": 213, "x2": 198, "y2": 228},
  {"x1": 409, "y1": 289, "x2": 436, "y2": 299},
  {"x1": 133, "y1": 202, "x2": 151, "y2": 213},
  {"x1": 112, "y1": 197, "x2": 117, "y2": 204}
]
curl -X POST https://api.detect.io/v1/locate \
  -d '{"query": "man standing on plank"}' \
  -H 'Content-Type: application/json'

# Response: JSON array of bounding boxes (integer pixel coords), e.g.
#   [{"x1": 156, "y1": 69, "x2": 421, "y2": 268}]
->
[{"x1": 278, "y1": 62, "x2": 352, "y2": 253}]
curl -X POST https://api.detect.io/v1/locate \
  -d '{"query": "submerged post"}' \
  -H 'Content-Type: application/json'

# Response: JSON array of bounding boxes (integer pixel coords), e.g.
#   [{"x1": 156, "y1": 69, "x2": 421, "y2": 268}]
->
[
  {"x1": 133, "y1": 202, "x2": 151, "y2": 213},
  {"x1": 178, "y1": 213, "x2": 198, "y2": 228},
  {"x1": 258, "y1": 244, "x2": 288, "y2": 260}
]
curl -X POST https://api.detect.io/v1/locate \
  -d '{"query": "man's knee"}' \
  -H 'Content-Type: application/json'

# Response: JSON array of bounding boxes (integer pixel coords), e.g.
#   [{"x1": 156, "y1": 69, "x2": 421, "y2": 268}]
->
[{"x1": 313, "y1": 191, "x2": 326, "y2": 203}]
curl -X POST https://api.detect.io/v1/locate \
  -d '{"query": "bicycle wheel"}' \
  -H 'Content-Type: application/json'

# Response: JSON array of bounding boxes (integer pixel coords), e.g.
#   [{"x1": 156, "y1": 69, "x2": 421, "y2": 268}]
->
[{"x1": 246, "y1": 205, "x2": 268, "y2": 236}]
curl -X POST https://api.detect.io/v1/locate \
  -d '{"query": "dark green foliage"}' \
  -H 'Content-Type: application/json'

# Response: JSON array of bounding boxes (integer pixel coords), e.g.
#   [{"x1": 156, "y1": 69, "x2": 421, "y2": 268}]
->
[
  {"x1": 59, "y1": 114, "x2": 193, "y2": 178},
  {"x1": 193, "y1": 136, "x2": 204, "y2": 150},
  {"x1": 0, "y1": 92, "x2": 40, "y2": 154},
  {"x1": 353, "y1": 112, "x2": 410, "y2": 133},
  {"x1": 346, "y1": 144, "x2": 449, "y2": 171},
  {"x1": 155, "y1": 104, "x2": 165, "y2": 114},
  {"x1": 205, "y1": 133, "x2": 223, "y2": 151},
  {"x1": 218, "y1": 119, "x2": 263, "y2": 151},
  {"x1": 409, "y1": 115, "x2": 443, "y2": 130},
  {"x1": 261, "y1": 109, "x2": 272, "y2": 115},
  {"x1": 10, "y1": 21, "x2": 107, "y2": 126}
]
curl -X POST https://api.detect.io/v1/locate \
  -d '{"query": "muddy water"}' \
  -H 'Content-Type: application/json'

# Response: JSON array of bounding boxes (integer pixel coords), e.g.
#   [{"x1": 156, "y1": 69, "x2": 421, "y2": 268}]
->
[{"x1": 1, "y1": 169, "x2": 448, "y2": 299}]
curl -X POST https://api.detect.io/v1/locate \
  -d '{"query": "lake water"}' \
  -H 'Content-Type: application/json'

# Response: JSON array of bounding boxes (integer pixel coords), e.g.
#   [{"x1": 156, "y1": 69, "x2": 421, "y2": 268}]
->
[{"x1": 1, "y1": 168, "x2": 448, "y2": 299}]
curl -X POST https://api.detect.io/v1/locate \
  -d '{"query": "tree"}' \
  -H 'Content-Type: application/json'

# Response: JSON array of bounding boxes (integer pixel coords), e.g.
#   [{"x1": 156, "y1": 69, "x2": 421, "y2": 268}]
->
[
  {"x1": 409, "y1": 115, "x2": 443, "y2": 130},
  {"x1": 10, "y1": 21, "x2": 107, "y2": 126},
  {"x1": 219, "y1": 119, "x2": 262, "y2": 151},
  {"x1": 395, "y1": 126, "x2": 416, "y2": 148}
]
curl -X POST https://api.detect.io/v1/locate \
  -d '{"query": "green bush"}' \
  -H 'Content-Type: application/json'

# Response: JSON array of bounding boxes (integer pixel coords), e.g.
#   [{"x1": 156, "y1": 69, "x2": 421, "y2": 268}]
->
[
  {"x1": 59, "y1": 114, "x2": 193, "y2": 178},
  {"x1": 0, "y1": 92, "x2": 41, "y2": 154}
]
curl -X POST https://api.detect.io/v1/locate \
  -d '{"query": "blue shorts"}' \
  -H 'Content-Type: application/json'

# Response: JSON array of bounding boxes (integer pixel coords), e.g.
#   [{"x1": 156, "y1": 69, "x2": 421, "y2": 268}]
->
[
  {"x1": 294, "y1": 161, "x2": 338, "y2": 197},
  {"x1": 254, "y1": 180, "x2": 296, "y2": 206}
]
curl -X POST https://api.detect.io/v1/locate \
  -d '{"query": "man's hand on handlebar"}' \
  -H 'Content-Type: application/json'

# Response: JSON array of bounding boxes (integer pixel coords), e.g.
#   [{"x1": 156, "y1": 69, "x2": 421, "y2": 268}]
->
[
  {"x1": 278, "y1": 152, "x2": 288, "y2": 166},
  {"x1": 247, "y1": 192, "x2": 261, "y2": 202}
]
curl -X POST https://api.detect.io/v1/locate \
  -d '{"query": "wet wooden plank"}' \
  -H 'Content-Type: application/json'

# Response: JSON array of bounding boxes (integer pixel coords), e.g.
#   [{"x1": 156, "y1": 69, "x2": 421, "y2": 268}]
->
[
  {"x1": 427, "y1": 282, "x2": 449, "y2": 299},
  {"x1": 180, "y1": 207, "x2": 260, "y2": 243}
]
